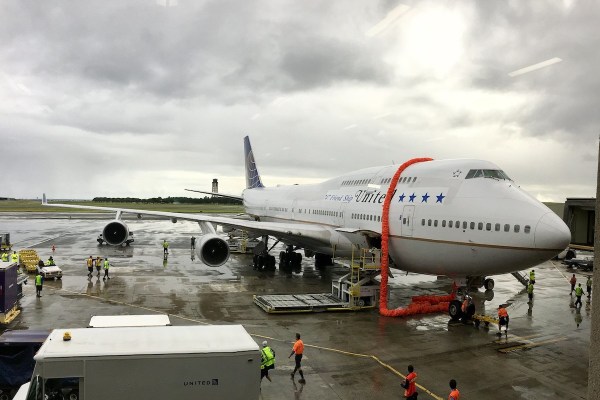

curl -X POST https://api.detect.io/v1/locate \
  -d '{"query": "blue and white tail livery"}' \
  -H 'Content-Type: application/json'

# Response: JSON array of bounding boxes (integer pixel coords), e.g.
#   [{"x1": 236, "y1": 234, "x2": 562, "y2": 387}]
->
[{"x1": 244, "y1": 136, "x2": 264, "y2": 189}]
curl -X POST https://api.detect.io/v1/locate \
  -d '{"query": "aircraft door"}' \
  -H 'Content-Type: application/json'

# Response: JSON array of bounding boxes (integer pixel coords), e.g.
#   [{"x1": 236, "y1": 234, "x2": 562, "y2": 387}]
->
[{"x1": 401, "y1": 205, "x2": 415, "y2": 237}]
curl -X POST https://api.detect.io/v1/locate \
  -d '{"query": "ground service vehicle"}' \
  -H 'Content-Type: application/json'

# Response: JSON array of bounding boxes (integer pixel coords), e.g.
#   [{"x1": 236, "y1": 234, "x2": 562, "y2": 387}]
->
[{"x1": 17, "y1": 325, "x2": 260, "y2": 400}]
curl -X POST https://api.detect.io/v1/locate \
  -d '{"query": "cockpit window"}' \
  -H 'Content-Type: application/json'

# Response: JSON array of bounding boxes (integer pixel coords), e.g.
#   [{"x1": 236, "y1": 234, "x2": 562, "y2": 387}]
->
[{"x1": 465, "y1": 169, "x2": 511, "y2": 180}]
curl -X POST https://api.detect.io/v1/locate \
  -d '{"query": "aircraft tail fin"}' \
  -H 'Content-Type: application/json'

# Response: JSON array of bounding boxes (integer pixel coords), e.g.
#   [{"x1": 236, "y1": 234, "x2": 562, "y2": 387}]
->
[{"x1": 244, "y1": 136, "x2": 264, "y2": 189}]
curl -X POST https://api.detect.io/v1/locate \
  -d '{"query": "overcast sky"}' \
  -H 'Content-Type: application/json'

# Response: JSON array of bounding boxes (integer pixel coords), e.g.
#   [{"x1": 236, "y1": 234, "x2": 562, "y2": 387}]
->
[{"x1": 2, "y1": 0, "x2": 598, "y2": 202}]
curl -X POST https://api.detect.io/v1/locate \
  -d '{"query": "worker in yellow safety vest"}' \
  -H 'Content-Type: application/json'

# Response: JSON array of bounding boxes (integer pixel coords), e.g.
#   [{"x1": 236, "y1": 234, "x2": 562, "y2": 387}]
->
[
  {"x1": 529, "y1": 269, "x2": 535, "y2": 285},
  {"x1": 46, "y1": 256, "x2": 55, "y2": 266},
  {"x1": 103, "y1": 258, "x2": 110, "y2": 280},
  {"x1": 35, "y1": 272, "x2": 43, "y2": 297},
  {"x1": 1, "y1": 252, "x2": 8, "y2": 262},
  {"x1": 163, "y1": 240, "x2": 169, "y2": 255},
  {"x1": 574, "y1": 283, "x2": 584, "y2": 308},
  {"x1": 260, "y1": 340, "x2": 275, "y2": 382},
  {"x1": 11, "y1": 251, "x2": 18, "y2": 263}
]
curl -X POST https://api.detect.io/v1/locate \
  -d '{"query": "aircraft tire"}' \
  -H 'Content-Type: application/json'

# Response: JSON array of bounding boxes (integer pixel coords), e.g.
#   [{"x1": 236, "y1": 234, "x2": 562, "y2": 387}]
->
[
  {"x1": 293, "y1": 252, "x2": 302, "y2": 267},
  {"x1": 449, "y1": 300, "x2": 463, "y2": 321},
  {"x1": 484, "y1": 278, "x2": 495, "y2": 291}
]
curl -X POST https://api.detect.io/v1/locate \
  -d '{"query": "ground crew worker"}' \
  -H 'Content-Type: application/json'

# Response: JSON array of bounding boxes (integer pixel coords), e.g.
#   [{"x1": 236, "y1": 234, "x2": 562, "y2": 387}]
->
[
  {"x1": 574, "y1": 283, "x2": 584, "y2": 308},
  {"x1": 587, "y1": 276, "x2": 592, "y2": 298},
  {"x1": 570, "y1": 274, "x2": 577, "y2": 294},
  {"x1": 402, "y1": 365, "x2": 417, "y2": 399},
  {"x1": 448, "y1": 379, "x2": 460, "y2": 400},
  {"x1": 95, "y1": 256, "x2": 102, "y2": 277},
  {"x1": 86, "y1": 255, "x2": 94, "y2": 277},
  {"x1": 163, "y1": 240, "x2": 169, "y2": 255},
  {"x1": 529, "y1": 269, "x2": 535, "y2": 285},
  {"x1": 11, "y1": 251, "x2": 18, "y2": 263},
  {"x1": 35, "y1": 272, "x2": 43, "y2": 297},
  {"x1": 1, "y1": 252, "x2": 8, "y2": 262},
  {"x1": 103, "y1": 258, "x2": 110, "y2": 280},
  {"x1": 527, "y1": 282, "x2": 534, "y2": 303},
  {"x1": 51, "y1": 244, "x2": 55, "y2": 253},
  {"x1": 498, "y1": 305, "x2": 509, "y2": 334},
  {"x1": 191, "y1": 236, "x2": 196, "y2": 250},
  {"x1": 46, "y1": 256, "x2": 55, "y2": 266},
  {"x1": 289, "y1": 332, "x2": 305, "y2": 383},
  {"x1": 260, "y1": 340, "x2": 275, "y2": 383}
]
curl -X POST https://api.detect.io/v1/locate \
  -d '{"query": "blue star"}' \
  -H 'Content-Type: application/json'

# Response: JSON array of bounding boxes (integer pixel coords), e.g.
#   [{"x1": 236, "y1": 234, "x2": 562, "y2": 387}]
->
[
  {"x1": 421, "y1": 193, "x2": 430, "y2": 203},
  {"x1": 408, "y1": 193, "x2": 416, "y2": 202},
  {"x1": 398, "y1": 193, "x2": 406, "y2": 202},
  {"x1": 436, "y1": 193, "x2": 445, "y2": 203}
]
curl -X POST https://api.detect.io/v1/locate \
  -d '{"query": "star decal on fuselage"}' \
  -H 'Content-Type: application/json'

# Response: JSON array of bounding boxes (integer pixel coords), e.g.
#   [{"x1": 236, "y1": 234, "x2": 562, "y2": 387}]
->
[
  {"x1": 399, "y1": 193, "x2": 406, "y2": 202},
  {"x1": 408, "y1": 193, "x2": 416, "y2": 202},
  {"x1": 436, "y1": 193, "x2": 445, "y2": 203},
  {"x1": 421, "y1": 193, "x2": 430, "y2": 203}
]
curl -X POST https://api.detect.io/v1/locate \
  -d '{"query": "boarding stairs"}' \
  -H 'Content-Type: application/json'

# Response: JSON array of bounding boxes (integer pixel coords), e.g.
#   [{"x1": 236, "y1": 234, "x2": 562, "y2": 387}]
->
[{"x1": 511, "y1": 272, "x2": 529, "y2": 287}]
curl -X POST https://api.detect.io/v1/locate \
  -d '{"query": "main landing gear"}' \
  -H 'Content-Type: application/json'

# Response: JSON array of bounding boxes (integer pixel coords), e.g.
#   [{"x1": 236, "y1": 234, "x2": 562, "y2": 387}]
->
[{"x1": 279, "y1": 245, "x2": 302, "y2": 269}]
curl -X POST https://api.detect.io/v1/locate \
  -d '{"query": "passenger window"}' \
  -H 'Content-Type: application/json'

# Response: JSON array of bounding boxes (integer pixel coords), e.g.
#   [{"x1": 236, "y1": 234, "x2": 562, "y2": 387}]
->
[
  {"x1": 456, "y1": 221, "x2": 460, "y2": 229},
  {"x1": 463, "y1": 221, "x2": 467, "y2": 229},
  {"x1": 478, "y1": 222, "x2": 483, "y2": 230},
  {"x1": 524, "y1": 225, "x2": 531, "y2": 234},
  {"x1": 495, "y1": 223, "x2": 500, "y2": 231},
  {"x1": 434, "y1": 220, "x2": 438, "y2": 227},
  {"x1": 470, "y1": 222, "x2": 475, "y2": 230},
  {"x1": 442, "y1": 220, "x2": 447, "y2": 228},
  {"x1": 514, "y1": 225, "x2": 520, "y2": 233},
  {"x1": 422, "y1": 219, "x2": 425, "y2": 226},
  {"x1": 377, "y1": 216, "x2": 380, "y2": 222},
  {"x1": 428, "y1": 219, "x2": 432, "y2": 226},
  {"x1": 486, "y1": 223, "x2": 491, "y2": 231},
  {"x1": 449, "y1": 221, "x2": 453, "y2": 228},
  {"x1": 504, "y1": 224, "x2": 510, "y2": 232}
]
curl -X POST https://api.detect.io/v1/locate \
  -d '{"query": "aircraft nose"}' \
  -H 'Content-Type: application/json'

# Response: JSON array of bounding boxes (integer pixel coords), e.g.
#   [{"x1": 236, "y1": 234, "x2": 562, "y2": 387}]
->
[{"x1": 534, "y1": 212, "x2": 571, "y2": 250}]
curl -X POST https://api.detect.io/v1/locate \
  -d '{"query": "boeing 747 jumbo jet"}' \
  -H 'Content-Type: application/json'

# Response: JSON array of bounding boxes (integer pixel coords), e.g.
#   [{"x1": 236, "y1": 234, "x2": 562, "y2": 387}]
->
[{"x1": 43, "y1": 136, "x2": 571, "y2": 291}]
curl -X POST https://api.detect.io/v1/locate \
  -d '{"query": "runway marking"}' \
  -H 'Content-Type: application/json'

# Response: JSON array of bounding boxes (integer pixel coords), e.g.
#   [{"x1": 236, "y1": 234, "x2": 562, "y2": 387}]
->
[
  {"x1": 497, "y1": 337, "x2": 567, "y2": 353},
  {"x1": 494, "y1": 333, "x2": 544, "y2": 343},
  {"x1": 14, "y1": 234, "x2": 65, "y2": 249},
  {"x1": 45, "y1": 285, "x2": 443, "y2": 400}
]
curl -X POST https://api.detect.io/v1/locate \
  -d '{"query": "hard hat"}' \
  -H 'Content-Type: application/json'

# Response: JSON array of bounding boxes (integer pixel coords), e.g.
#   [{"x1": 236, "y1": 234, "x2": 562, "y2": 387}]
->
[{"x1": 262, "y1": 340, "x2": 268, "y2": 346}]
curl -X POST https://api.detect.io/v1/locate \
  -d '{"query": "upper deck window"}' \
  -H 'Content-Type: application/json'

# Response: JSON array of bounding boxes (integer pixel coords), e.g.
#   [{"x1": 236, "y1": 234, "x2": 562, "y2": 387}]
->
[{"x1": 465, "y1": 169, "x2": 512, "y2": 180}]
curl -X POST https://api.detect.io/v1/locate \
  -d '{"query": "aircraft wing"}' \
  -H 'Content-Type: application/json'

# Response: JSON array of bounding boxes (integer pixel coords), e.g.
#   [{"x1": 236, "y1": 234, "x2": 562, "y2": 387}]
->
[{"x1": 42, "y1": 195, "x2": 331, "y2": 247}]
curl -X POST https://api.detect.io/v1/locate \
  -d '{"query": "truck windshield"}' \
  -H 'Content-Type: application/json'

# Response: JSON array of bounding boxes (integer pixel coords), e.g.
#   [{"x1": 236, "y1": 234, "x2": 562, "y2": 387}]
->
[
  {"x1": 464, "y1": 169, "x2": 511, "y2": 180},
  {"x1": 25, "y1": 375, "x2": 42, "y2": 400}
]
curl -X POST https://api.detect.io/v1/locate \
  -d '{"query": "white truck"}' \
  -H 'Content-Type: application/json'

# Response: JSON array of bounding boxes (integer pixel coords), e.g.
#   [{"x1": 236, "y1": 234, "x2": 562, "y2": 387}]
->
[{"x1": 17, "y1": 324, "x2": 260, "y2": 400}]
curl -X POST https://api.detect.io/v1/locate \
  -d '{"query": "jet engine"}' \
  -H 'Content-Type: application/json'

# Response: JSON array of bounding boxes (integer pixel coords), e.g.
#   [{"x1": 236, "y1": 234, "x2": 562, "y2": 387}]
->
[
  {"x1": 197, "y1": 234, "x2": 230, "y2": 267},
  {"x1": 102, "y1": 220, "x2": 130, "y2": 246}
]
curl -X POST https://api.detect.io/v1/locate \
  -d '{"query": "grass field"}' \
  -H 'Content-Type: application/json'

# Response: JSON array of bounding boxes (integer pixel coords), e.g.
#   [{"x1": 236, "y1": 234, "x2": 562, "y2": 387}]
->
[{"x1": 0, "y1": 200, "x2": 244, "y2": 214}]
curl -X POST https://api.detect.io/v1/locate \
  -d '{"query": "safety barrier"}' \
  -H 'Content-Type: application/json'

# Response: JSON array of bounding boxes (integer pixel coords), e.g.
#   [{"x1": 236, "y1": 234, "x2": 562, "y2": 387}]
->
[{"x1": 379, "y1": 157, "x2": 455, "y2": 317}]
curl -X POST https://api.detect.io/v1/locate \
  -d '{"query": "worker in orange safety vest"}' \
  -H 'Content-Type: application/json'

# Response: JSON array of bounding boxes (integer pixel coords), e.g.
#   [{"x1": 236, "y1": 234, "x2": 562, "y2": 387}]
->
[
  {"x1": 448, "y1": 379, "x2": 460, "y2": 400},
  {"x1": 497, "y1": 305, "x2": 509, "y2": 334},
  {"x1": 402, "y1": 364, "x2": 417, "y2": 399}
]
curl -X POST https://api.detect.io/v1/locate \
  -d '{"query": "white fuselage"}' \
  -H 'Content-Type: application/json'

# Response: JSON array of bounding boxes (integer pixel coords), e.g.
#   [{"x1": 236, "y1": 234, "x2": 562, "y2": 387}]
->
[{"x1": 242, "y1": 159, "x2": 571, "y2": 278}]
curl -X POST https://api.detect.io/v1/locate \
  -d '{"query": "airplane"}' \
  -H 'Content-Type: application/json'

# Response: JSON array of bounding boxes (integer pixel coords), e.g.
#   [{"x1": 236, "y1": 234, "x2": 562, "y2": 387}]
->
[{"x1": 43, "y1": 136, "x2": 571, "y2": 294}]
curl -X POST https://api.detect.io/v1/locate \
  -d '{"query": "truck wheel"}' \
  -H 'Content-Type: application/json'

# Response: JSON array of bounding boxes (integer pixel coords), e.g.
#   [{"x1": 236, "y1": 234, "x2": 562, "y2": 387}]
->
[{"x1": 449, "y1": 300, "x2": 463, "y2": 321}]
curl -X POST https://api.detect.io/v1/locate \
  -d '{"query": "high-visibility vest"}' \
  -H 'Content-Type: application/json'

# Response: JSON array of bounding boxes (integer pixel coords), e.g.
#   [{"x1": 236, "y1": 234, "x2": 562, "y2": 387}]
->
[
  {"x1": 1, "y1": 253, "x2": 7, "y2": 261},
  {"x1": 261, "y1": 347, "x2": 275, "y2": 369},
  {"x1": 35, "y1": 275, "x2": 42, "y2": 286},
  {"x1": 11, "y1": 253, "x2": 18, "y2": 262},
  {"x1": 87, "y1": 258, "x2": 93, "y2": 267},
  {"x1": 163, "y1": 241, "x2": 169, "y2": 249},
  {"x1": 530, "y1": 271, "x2": 535, "y2": 280},
  {"x1": 46, "y1": 259, "x2": 55, "y2": 266},
  {"x1": 587, "y1": 278, "x2": 593, "y2": 288},
  {"x1": 527, "y1": 284, "x2": 534, "y2": 294},
  {"x1": 103, "y1": 260, "x2": 110, "y2": 269},
  {"x1": 95, "y1": 258, "x2": 102, "y2": 267},
  {"x1": 404, "y1": 372, "x2": 417, "y2": 397},
  {"x1": 575, "y1": 286, "x2": 584, "y2": 296},
  {"x1": 498, "y1": 308, "x2": 508, "y2": 318},
  {"x1": 449, "y1": 388, "x2": 460, "y2": 400}
]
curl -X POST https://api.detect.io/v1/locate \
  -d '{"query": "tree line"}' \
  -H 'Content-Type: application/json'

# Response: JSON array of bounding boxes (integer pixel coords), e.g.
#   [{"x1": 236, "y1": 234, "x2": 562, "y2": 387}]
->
[{"x1": 92, "y1": 196, "x2": 242, "y2": 205}]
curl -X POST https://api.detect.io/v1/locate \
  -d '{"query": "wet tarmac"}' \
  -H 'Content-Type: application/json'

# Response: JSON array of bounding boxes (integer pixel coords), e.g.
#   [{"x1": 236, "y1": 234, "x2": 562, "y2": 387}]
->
[{"x1": 0, "y1": 214, "x2": 591, "y2": 399}]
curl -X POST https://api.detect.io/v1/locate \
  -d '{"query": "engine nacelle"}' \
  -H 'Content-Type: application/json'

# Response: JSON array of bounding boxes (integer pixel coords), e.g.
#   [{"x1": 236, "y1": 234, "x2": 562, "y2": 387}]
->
[
  {"x1": 197, "y1": 234, "x2": 230, "y2": 267},
  {"x1": 102, "y1": 220, "x2": 130, "y2": 246}
]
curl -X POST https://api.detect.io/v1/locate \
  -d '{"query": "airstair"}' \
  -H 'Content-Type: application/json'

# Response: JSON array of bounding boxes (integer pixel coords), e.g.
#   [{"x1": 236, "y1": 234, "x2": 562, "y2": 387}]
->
[{"x1": 511, "y1": 272, "x2": 529, "y2": 287}]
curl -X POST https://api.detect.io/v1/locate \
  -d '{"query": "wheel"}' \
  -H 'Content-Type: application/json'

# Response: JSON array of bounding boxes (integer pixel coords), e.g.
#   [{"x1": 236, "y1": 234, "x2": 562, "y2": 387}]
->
[
  {"x1": 449, "y1": 300, "x2": 463, "y2": 320},
  {"x1": 357, "y1": 299, "x2": 365, "y2": 307},
  {"x1": 484, "y1": 278, "x2": 495, "y2": 290},
  {"x1": 292, "y1": 252, "x2": 302, "y2": 267},
  {"x1": 565, "y1": 250, "x2": 576, "y2": 260},
  {"x1": 267, "y1": 255, "x2": 276, "y2": 270}
]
